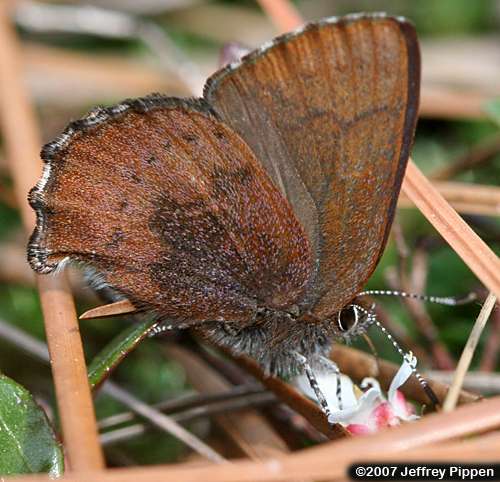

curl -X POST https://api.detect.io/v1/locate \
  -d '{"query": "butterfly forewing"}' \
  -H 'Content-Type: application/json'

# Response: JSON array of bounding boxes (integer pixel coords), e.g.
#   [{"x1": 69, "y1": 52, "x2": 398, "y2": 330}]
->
[
  {"x1": 204, "y1": 15, "x2": 420, "y2": 318},
  {"x1": 28, "y1": 97, "x2": 312, "y2": 324}
]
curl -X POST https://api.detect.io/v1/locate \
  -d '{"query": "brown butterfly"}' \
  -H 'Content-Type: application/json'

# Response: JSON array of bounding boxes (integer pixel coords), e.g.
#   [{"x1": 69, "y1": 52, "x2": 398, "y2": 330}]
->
[{"x1": 28, "y1": 14, "x2": 419, "y2": 384}]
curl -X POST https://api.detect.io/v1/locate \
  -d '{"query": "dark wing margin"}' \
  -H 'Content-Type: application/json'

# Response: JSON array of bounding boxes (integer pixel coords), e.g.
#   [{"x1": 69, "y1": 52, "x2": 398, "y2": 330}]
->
[
  {"x1": 204, "y1": 13, "x2": 421, "y2": 318},
  {"x1": 28, "y1": 94, "x2": 312, "y2": 324}
]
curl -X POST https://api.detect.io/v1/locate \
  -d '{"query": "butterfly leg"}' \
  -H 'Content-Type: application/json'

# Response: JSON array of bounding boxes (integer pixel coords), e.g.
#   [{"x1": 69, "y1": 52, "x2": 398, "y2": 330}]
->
[
  {"x1": 293, "y1": 351, "x2": 332, "y2": 421},
  {"x1": 148, "y1": 322, "x2": 173, "y2": 336},
  {"x1": 222, "y1": 322, "x2": 241, "y2": 337},
  {"x1": 313, "y1": 354, "x2": 344, "y2": 410}
]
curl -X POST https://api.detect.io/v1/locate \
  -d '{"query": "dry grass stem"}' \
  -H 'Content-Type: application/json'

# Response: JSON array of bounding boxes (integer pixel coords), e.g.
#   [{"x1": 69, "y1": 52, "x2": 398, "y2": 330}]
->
[
  {"x1": 0, "y1": 1, "x2": 104, "y2": 470},
  {"x1": 479, "y1": 305, "x2": 500, "y2": 371},
  {"x1": 431, "y1": 134, "x2": 500, "y2": 180},
  {"x1": 166, "y1": 345, "x2": 290, "y2": 459},
  {"x1": 331, "y1": 346, "x2": 478, "y2": 406},
  {"x1": 398, "y1": 180, "x2": 500, "y2": 217},
  {"x1": 443, "y1": 293, "x2": 498, "y2": 412},
  {"x1": 23, "y1": 44, "x2": 191, "y2": 105},
  {"x1": 101, "y1": 383, "x2": 226, "y2": 463},
  {"x1": 385, "y1": 267, "x2": 454, "y2": 370},
  {"x1": 419, "y1": 85, "x2": 490, "y2": 119},
  {"x1": 402, "y1": 160, "x2": 500, "y2": 299},
  {"x1": 6, "y1": 397, "x2": 500, "y2": 482},
  {"x1": 0, "y1": 316, "x2": 224, "y2": 462},
  {"x1": 426, "y1": 370, "x2": 500, "y2": 394},
  {"x1": 256, "y1": 0, "x2": 303, "y2": 32}
]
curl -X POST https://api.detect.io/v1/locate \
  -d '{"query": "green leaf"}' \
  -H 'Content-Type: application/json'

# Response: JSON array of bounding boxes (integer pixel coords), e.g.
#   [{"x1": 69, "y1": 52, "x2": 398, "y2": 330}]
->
[
  {"x1": 483, "y1": 97, "x2": 500, "y2": 127},
  {"x1": 88, "y1": 319, "x2": 157, "y2": 389},
  {"x1": 0, "y1": 373, "x2": 63, "y2": 476}
]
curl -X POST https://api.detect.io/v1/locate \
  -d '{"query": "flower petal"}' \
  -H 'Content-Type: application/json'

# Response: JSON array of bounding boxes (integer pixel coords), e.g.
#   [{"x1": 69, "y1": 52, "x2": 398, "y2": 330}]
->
[
  {"x1": 328, "y1": 387, "x2": 383, "y2": 426},
  {"x1": 388, "y1": 352, "x2": 416, "y2": 405},
  {"x1": 373, "y1": 401, "x2": 399, "y2": 428},
  {"x1": 293, "y1": 372, "x2": 357, "y2": 410},
  {"x1": 347, "y1": 423, "x2": 374, "y2": 435}
]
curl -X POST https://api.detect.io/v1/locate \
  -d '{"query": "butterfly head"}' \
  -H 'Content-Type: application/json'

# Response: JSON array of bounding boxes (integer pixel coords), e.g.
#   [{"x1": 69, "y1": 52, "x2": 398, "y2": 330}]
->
[{"x1": 333, "y1": 304, "x2": 376, "y2": 342}]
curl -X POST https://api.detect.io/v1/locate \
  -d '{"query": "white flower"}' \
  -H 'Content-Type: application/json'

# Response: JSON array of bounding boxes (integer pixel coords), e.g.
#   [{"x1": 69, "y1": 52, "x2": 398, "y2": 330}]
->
[{"x1": 293, "y1": 353, "x2": 419, "y2": 434}]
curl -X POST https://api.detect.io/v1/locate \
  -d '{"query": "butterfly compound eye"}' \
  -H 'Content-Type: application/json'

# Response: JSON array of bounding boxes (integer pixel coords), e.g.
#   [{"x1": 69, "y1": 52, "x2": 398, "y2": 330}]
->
[{"x1": 337, "y1": 305, "x2": 360, "y2": 333}]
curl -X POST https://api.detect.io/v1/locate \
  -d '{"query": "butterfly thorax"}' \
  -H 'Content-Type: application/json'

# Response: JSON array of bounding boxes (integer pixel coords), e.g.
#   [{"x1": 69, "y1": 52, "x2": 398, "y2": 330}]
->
[{"x1": 199, "y1": 306, "x2": 340, "y2": 376}]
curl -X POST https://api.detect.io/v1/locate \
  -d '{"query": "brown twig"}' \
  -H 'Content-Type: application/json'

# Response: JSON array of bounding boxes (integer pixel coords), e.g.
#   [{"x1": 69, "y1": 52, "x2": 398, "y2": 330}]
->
[
  {"x1": 426, "y1": 370, "x2": 500, "y2": 395},
  {"x1": 255, "y1": 0, "x2": 303, "y2": 32},
  {"x1": 0, "y1": 316, "x2": 224, "y2": 462},
  {"x1": 189, "y1": 340, "x2": 328, "y2": 447},
  {"x1": 402, "y1": 160, "x2": 500, "y2": 300},
  {"x1": 331, "y1": 345, "x2": 478, "y2": 407},
  {"x1": 165, "y1": 344, "x2": 290, "y2": 459},
  {"x1": 100, "y1": 390, "x2": 276, "y2": 447},
  {"x1": 100, "y1": 383, "x2": 226, "y2": 463},
  {"x1": 190, "y1": 339, "x2": 327, "y2": 446},
  {"x1": 0, "y1": 1, "x2": 104, "y2": 470},
  {"x1": 479, "y1": 301, "x2": 500, "y2": 371},
  {"x1": 419, "y1": 85, "x2": 490, "y2": 120},
  {"x1": 398, "y1": 180, "x2": 500, "y2": 217},
  {"x1": 389, "y1": 224, "x2": 455, "y2": 370},
  {"x1": 6, "y1": 397, "x2": 500, "y2": 482},
  {"x1": 214, "y1": 346, "x2": 348, "y2": 439},
  {"x1": 443, "y1": 293, "x2": 497, "y2": 412},
  {"x1": 431, "y1": 134, "x2": 500, "y2": 181}
]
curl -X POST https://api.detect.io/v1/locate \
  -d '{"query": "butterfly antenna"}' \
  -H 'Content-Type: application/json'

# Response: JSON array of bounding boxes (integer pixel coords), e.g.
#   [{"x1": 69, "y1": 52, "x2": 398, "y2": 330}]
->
[
  {"x1": 353, "y1": 304, "x2": 439, "y2": 407},
  {"x1": 357, "y1": 289, "x2": 476, "y2": 306},
  {"x1": 371, "y1": 317, "x2": 440, "y2": 408}
]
